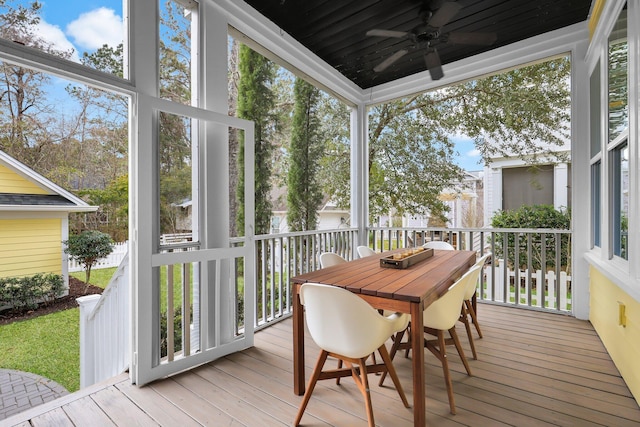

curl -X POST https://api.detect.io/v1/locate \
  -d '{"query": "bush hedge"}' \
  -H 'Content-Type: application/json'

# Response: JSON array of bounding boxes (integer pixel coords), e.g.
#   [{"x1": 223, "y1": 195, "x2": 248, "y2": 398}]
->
[
  {"x1": 0, "y1": 273, "x2": 65, "y2": 313},
  {"x1": 490, "y1": 205, "x2": 571, "y2": 271}
]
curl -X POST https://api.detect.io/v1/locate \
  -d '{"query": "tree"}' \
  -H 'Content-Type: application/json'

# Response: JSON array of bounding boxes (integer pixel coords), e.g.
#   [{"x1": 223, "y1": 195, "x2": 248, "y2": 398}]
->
[
  {"x1": 73, "y1": 175, "x2": 129, "y2": 241},
  {"x1": 0, "y1": 0, "x2": 75, "y2": 170},
  {"x1": 322, "y1": 57, "x2": 571, "y2": 225},
  {"x1": 236, "y1": 44, "x2": 277, "y2": 235},
  {"x1": 64, "y1": 231, "x2": 114, "y2": 290},
  {"x1": 286, "y1": 78, "x2": 324, "y2": 231}
]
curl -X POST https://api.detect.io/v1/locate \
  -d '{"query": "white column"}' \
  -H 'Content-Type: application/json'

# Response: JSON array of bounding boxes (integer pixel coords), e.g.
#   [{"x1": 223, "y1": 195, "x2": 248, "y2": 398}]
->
[
  {"x1": 351, "y1": 103, "x2": 369, "y2": 247},
  {"x1": 484, "y1": 167, "x2": 502, "y2": 225},
  {"x1": 571, "y1": 39, "x2": 591, "y2": 320},
  {"x1": 554, "y1": 163, "x2": 569, "y2": 209},
  {"x1": 202, "y1": 2, "x2": 233, "y2": 345},
  {"x1": 129, "y1": 0, "x2": 159, "y2": 385}
]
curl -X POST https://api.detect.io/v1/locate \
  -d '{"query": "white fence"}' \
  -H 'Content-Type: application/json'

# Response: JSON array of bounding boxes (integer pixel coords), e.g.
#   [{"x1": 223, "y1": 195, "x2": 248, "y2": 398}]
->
[
  {"x1": 68, "y1": 241, "x2": 128, "y2": 272},
  {"x1": 77, "y1": 253, "x2": 130, "y2": 388},
  {"x1": 483, "y1": 259, "x2": 571, "y2": 311}
]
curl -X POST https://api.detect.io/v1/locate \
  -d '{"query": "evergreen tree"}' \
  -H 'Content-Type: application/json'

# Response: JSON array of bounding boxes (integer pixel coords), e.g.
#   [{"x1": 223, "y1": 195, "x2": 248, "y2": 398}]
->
[
  {"x1": 236, "y1": 45, "x2": 276, "y2": 235},
  {"x1": 286, "y1": 78, "x2": 324, "y2": 231}
]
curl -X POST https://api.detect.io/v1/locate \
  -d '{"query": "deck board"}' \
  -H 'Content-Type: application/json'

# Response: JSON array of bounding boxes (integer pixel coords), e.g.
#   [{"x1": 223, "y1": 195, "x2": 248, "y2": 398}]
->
[{"x1": 3, "y1": 304, "x2": 640, "y2": 427}]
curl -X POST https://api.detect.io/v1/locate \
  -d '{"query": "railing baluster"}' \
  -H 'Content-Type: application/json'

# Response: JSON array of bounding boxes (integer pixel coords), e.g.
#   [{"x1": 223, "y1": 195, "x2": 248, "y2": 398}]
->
[
  {"x1": 541, "y1": 232, "x2": 547, "y2": 309},
  {"x1": 555, "y1": 232, "x2": 562, "y2": 312},
  {"x1": 182, "y1": 261, "x2": 190, "y2": 356},
  {"x1": 167, "y1": 263, "x2": 174, "y2": 362}
]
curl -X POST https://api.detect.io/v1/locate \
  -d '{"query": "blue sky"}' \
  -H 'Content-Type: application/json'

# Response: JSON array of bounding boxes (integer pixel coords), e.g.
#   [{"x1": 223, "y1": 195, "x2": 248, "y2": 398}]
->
[
  {"x1": 28, "y1": 1, "x2": 483, "y2": 171},
  {"x1": 451, "y1": 136, "x2": 484, "y2": 171},
  {"x1": 34, "y1": 0, "x2": 123, "y2": 61}
]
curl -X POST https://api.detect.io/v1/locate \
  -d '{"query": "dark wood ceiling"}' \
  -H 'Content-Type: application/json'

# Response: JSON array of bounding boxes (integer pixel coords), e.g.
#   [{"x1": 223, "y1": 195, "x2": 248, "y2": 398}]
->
[{"x1": 242, "y1": 0, "x2": 592, "y2": 89}]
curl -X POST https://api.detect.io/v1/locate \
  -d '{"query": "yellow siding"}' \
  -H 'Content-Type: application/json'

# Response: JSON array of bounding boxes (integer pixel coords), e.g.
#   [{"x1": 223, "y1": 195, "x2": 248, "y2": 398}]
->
[
  {"x1": 589, "y1": 0, "x2": 606, "y2": 38},
  {"x1": 0, "y1": 164, "x2": 48, "y2": 194},
  {"x1": 590, "y1": 266, "x2": 640, "y2": 405},
  {"x1": 0, "y1": 219, "x2": 62, "y2": 278}
]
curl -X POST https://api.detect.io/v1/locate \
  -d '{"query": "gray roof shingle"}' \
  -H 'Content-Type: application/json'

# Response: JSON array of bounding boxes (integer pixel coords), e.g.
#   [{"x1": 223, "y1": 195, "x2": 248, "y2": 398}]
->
[{"x1": 0, "y1": 193, "x2": 76, "y2": 206}]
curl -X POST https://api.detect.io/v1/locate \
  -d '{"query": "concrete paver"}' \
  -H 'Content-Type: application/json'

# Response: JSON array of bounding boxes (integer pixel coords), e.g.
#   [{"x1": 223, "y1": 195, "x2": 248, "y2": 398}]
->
[{"x1": 0, "y1": 369, "x2": 68, "y2": 420}]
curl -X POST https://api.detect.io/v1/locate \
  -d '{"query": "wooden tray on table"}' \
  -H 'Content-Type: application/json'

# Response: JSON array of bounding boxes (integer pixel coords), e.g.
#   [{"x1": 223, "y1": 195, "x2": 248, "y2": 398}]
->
[{"x1": 380, "y1": 248, "x2": 434, "y2": 269}]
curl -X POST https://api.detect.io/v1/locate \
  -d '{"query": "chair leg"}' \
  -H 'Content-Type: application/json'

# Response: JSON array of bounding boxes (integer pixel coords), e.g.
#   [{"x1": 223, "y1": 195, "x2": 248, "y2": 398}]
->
[
  {"x1": 466, "y1": 299, "x2": 483, "y2": 338},
  {"x1": 377, "y1": 344, "x2": 410, "y2": 407},
  {"x1": 294, "y1": 350, "x2": 329, "y2": 426},
  {"x1": 426, "y1": 330, "x2": 457, "y2": 415},
  {"x1": 449, "y1": 327, "x2": 472, "y2": 377},
  {"x1": 343, "y1": 357, "x2": 375, "y2": 427},
  {"x1": 379, "y1": 327, "x2": 406, "y2": 386},
  {"x1": 460, "y1": 304, "x2": 478, "y2": 360}
]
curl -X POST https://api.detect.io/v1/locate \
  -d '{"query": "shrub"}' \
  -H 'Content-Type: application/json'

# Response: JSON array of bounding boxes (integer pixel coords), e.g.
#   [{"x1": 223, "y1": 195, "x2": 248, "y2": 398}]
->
[
  {"x1": 64, "y1": 230, "x2": 114, "y2": 290},
  {"x1": 490, "y1": 205, "x2": 571, "y2": 271},
  {"x1": 0, "y1": 273, "x2": 65, "y2": 313}
]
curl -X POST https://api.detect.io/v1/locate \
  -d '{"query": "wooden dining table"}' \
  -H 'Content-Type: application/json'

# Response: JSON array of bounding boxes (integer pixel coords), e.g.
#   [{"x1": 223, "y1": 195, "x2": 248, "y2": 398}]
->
[{"x1": 290, "y1": 248, "x2": 476, "y2": 427}]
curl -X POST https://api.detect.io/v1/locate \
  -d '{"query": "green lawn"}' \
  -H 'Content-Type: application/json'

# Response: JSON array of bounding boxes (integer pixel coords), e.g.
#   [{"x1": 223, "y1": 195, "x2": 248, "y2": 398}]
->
[
  {"x1": 1, "y1": 265, "x2": 200, "y2": 394},
  {"x1": 70, "y1": 268, "x2": 115, "y2": 289},
  {"x1": 0, "y1": 269, "x2": 116, "y2": 393},
  {"x1": 0, "y1": 308, "x2": 81, "y2": 391}
]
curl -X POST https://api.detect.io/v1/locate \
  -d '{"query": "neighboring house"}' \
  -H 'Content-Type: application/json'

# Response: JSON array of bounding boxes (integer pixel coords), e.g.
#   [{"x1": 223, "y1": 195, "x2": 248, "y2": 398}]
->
[
  {"x1": 483, "y1": 148, "x2": 571, "y2": 225},
  {"x1": 0, "y1": 150, "x2": 97, "y2": 288},
  {"x1": 270, "y1": 186, "x2": 350, "y2": 233},
  {"x1": 376, "y1": 170, "x2": 484, "y2": 229}
]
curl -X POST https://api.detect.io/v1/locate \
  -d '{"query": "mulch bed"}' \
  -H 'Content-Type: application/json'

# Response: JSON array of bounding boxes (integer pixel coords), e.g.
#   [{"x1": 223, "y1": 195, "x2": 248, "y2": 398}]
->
[{"x1": 0, "y1": 278, "x2": 103, "y2": 326}]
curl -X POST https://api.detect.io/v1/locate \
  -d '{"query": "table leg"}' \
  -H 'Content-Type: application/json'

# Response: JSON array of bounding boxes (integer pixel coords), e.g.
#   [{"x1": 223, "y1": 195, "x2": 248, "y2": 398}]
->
[
  {"x1": 293, "y1": 283, "x2": 305, "y2": 395},
  {"x1": 410, "y1": 301, "x2": 426, "y2": 426}
]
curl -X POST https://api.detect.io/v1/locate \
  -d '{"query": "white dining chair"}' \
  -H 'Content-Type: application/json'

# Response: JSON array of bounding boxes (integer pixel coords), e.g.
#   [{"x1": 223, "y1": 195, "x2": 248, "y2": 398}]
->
[
  {"x1": 423, "y1": 240, "x2": 455, "y2": 250},
  {"x1": 357, "y1": 245, "x2": 376, "y2": 257},
  {"x1": 459, "y1": 252, "x2": 492, "y2": 359},
  {"x1": 319, "y1": 251, "x2": 347, "y2": 267},
  {"x1": 294, "y1": 283, "x2": 410, "y2": 427},
  {"x1": 382, "y1": 264, "x2": 481, "y2": 414}
]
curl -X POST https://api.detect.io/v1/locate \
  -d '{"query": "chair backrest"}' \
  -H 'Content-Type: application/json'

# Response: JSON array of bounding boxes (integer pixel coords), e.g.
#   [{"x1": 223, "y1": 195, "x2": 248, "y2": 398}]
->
[
  {"x1": 463, "y1": 253, "x2": 492, "y2": 300},
  {"x1": 320, "y1": 252, "x2": 347, "y2": 268},
  {"x1": 357, "y1": 245, "x2": 376, "y2": 258},
  {"x1": 319, "y1": 252, "x2": 347, "y2": 268},
  {"x1": 423, "y1": 263, "x2": 483, "y2": 330},
  {"x1": 299, "y1": 283, "x2": 408, "y2": 358},
  {"x1": 423, "y1": 240, "x2": 455, "y2": 250}
]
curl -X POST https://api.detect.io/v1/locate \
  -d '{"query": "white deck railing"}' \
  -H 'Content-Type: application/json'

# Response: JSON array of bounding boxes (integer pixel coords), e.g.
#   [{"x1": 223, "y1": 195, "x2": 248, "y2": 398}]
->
[
  {"x1": 76, "y1": 253, "x2": 130, "y2": 388},
  {"x1": 77, "y1": 226, "x2": 571, "y2": 387}
]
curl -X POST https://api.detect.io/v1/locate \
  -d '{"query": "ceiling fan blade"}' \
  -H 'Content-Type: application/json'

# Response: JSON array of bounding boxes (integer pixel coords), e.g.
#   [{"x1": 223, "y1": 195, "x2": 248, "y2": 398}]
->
[
  {"x1": 429, "y1": 1, "x2": 462, "y2": 28},
  {"x1": 373, "y1": 49, "x2": 409, "y2": 72},
  {"x1": 424, "y1": 49, "x2": 444, "y2": 80},
  {"x1": 366, "y1": 29, "x2": 409, "y2": 38},
  {"x1": 447, "y1": 32, "x2": 497, "y2": 45}
]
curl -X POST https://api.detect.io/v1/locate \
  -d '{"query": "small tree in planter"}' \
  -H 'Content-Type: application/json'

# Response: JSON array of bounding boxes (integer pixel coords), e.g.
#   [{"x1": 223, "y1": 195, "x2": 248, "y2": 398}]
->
[{"x1": 64, "y1": 230, "x2": 114, "y2": 291}]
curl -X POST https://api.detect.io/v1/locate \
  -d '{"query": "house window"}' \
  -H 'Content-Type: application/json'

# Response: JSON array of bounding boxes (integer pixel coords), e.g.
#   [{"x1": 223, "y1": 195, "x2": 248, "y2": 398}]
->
[
  {"x1": 159, "y1": 0, "x2": 196, "y2": 105},
  {"x1": 591, "y1": 161, "x2": 601, "y2": 248},
  {"x1": 611, "y1": 142, "x2": 628, "y2": 259},
  {"x1": 607, "y1": 7, "x2": 628, "y2": 144},
  {"x1": 589, "y1": 59, "x2": 601, "y2": 248},
  {"x1": 502, "y1": 166, "x2": 554, "y2": 210},
  {"x1": 607, "y1": 5, "x2": 628, "y2": 261}
]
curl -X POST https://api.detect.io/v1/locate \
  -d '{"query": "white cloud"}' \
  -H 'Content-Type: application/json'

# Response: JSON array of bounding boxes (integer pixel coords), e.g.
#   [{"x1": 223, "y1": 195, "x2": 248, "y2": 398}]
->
[
  {"x1": 37, "y1": 21, "x2": 80, "y2": 62},
  {"x1": 466, "y1": 148, "x2": 481, "y2": 158},
  {"x1": 66, "y1": 7, "x2": 123, "y2": 51}
]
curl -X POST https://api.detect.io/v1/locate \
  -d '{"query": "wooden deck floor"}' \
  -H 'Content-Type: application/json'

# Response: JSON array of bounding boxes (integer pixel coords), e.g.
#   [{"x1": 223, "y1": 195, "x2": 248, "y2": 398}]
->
[{"x1": 4, "y1": 304, "x2": 640, "y2": 427}]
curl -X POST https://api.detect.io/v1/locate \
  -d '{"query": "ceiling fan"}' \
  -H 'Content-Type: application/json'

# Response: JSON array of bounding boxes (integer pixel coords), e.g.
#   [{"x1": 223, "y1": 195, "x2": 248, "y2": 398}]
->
[{"x1": 366, "y1": 1, "x2": 497, "y2": 80}]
